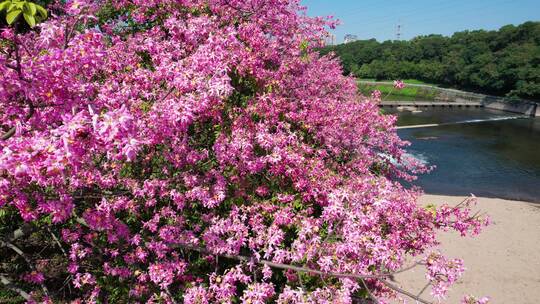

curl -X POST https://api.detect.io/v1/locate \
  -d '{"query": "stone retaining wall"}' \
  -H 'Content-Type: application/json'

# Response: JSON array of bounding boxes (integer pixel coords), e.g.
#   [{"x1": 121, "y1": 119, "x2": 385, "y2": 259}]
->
[{"x1": 435, "y1": 88, "x2": 538, "y2": 116}]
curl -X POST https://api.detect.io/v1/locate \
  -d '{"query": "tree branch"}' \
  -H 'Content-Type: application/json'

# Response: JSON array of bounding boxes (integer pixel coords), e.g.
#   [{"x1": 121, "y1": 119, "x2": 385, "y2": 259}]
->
[
  {"x1": 176, "y1": 243, "x2": 434, "y2": 303},
  {"x1": 1, "y1": 224, "x2": 33, "y2": 243},
  {"x1": 1, "y1": 102, "x2": 35, "y2": 141},
  {"x1": 1, "y1": 241, "x2": 50, "y2": 296},
  {"x1": 64, "y1": 14, "x2": 85, "y2": 49},
  {"x1": 223, "y1": 0, "x2": 256, "y2": 18},
  {"x1": 2, "y1": 34, "x2": 35, "y2": 141},
  {"x1": 176, "y1": 243, "x2": 391, "y2": 280},
  {"x1": 0, "y1": 274, "x2": 31, "y2": 301}
]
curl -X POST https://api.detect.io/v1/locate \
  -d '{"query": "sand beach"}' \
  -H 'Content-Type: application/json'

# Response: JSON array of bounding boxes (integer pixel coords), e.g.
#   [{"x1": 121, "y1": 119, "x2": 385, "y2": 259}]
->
[{"x1": 393, "y1": 195, "x2": 540, "y2": 303}]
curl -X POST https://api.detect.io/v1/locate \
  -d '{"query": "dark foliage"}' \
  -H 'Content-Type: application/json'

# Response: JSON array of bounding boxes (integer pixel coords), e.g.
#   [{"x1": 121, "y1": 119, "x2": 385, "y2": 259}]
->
[{"x1": 321, "y1": 21, "x2": 540, "y2": 100}]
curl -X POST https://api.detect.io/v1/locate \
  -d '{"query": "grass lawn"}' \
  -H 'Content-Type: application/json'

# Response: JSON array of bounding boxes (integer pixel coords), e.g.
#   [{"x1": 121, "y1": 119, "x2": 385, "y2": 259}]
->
[
  {"x1": 357, "y1": 78, "x2": 439, "y2": 86},
  {"x1": 357, "y1": 82, "x2": 438, "y2": 101}
]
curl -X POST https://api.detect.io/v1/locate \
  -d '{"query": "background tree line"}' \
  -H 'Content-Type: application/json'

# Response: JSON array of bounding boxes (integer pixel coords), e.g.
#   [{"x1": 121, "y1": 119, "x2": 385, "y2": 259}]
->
[{"x1": 321, "y1": 21, "x2": 540, "y2": 100}]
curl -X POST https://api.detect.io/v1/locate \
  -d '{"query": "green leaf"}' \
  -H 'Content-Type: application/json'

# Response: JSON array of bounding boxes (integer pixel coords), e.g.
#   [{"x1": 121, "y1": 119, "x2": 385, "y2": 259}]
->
[
  {"x1": 35, "y1": 4, "x2": 46, "y2": 18},
  {"x1": 0, "y1": 1, "x2": 11, "y2": 12},
  {"x1": 22, "y1": 2, "x2": 30, "y2": 14},
  {"x1": 27, "y1": 2, "x2": 36, "y2": 15},
  {"x1": 23, "y1": 12, "x2": 35, "y2": 27},
  {"x1": 7, "y1": 3, "x2": 17, "y2": 12},
  {"x1": 300, "y1": 40, "x2": 309, "y2": 52},
  {"x1": 6, "y1": 9, "x2": 21, "y2": 24}
]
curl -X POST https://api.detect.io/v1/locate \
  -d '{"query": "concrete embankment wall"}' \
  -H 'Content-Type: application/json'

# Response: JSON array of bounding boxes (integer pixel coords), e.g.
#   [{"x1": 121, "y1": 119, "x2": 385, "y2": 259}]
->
[
  {"x1": 482, "y1": 100, "x2": 537, "y2": 116},
  {"x1": 432, "y1": 87, "x2": 538, "y2": 116}
]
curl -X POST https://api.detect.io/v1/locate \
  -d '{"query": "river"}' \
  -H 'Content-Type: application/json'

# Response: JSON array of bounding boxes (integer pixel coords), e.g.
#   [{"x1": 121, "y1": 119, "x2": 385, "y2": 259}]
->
[{"x1": 388, "y1": 108, "x2": 540, "y2": 203}]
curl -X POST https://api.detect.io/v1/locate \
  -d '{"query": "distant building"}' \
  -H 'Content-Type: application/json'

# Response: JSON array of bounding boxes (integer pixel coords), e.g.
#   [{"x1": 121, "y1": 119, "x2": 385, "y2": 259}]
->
[{"x1": 344, "y1": 34, "x2": 358, "y2": 44}]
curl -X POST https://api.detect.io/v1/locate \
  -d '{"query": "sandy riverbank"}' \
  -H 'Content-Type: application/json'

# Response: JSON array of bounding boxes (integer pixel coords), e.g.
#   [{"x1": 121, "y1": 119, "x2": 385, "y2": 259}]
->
[{"x1": 393, "y1": 195, "x2": 540, "y2": 304}]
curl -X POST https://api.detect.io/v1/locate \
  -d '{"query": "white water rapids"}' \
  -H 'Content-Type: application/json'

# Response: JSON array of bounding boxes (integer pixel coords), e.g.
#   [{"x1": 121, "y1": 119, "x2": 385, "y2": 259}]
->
[{"x1": 396, "y1": 115, "x2": 529, "y2": 129}]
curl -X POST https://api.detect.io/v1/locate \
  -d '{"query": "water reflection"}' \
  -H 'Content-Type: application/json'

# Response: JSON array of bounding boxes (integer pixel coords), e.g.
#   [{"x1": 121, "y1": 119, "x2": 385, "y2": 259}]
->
[{"x1": 387, "y1": 108, "x2": 540, "y2": 202}]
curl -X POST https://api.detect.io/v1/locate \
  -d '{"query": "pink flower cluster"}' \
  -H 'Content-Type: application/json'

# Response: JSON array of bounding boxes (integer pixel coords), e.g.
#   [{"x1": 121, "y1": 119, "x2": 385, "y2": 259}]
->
[
  {"x1": 0, "y1": 0, "x2": 488, "y2": 303},
  {"x1": 22, "y1": 271, "x2": 45, "y2": 284},
  {"x1": 425, "y1": 251, "x2": 465, "y2": 300},
  {"x1": 393, "y1": 80, "x2": 406, "y2": 89},
  {"x1": 371, "y1": 89, "x2": 382, "y2": 101}
]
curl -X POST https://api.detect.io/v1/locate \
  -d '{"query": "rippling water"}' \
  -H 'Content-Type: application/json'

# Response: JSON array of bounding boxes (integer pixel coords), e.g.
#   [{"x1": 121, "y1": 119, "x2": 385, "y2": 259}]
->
[{"x1": 387, "y1": 108, "x2": 540, "y2": 203}]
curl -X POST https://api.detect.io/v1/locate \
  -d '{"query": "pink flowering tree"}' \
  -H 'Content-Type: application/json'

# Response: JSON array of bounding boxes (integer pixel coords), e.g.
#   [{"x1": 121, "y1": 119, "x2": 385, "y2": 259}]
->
[{"x1": 1, "y1": 1, "x2": 489, "y2": 303}]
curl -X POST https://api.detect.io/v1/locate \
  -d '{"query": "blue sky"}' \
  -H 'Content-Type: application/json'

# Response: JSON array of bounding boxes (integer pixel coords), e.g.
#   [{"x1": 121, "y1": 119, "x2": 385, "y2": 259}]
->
[{"x1": 301, "y1": 0, "x2": 540, "y2": 43}]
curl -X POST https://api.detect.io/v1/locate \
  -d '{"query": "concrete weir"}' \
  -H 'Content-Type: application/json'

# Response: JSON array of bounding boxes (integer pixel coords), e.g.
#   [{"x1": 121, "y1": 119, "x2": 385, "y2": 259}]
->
[
  {"x1": 396, "y1": 115, "x2": 529, "y2": 129},
  {"x1": 380, "y1": 101, "x2": 483, "y2": 108},
  {"x1": 379, "y1": 100, "x2": 538, "y2": 117}
]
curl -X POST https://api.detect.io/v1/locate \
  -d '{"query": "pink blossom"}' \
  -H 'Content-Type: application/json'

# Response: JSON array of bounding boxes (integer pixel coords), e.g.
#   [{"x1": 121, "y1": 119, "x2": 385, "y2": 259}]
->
[
  {"x1": 393, "y1": 80, "x2": 405, "y2": 89},
  {"x1": 22, "y1": 271, "x2": 45, "y2": 284},
  {"x1": 184, "y1": 286, "x2": 211, "y2": 304},
  {"x1": 425, "y1": 251, "x2": 465, "y2": 300},
  {"x1": 241, "y1": 282, "x2": 275, "y2": 304},
  {"x1": 148, "y1": 263, "x2": 175, "y2": 288},
  {"x1": 255, "y1": 186, "x2": 269, "y2": 197},
  {"x1": 262, "y1": 264, "x2": 272, "y2": 281},
  {"x1": 0, "y1": 28, "x2": 14, "y2": 40},
  {"x1": 371, "y1": 89, "x2": 382, "y2": 101},
  {"x1": 73, "y1": 273, "x2": 96, "y2": 288}
]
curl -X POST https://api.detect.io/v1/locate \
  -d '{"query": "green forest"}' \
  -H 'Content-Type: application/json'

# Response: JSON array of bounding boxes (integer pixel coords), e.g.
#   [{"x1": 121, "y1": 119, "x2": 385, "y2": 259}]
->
[{"x1": 321, "y1": 21, "x2": 540, "y2": 100}]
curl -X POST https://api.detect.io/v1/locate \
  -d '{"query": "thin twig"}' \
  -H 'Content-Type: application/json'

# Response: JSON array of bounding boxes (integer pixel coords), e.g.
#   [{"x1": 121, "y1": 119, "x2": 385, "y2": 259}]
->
[
  {"x1": 159, "y1": 87, "x2": 175, "y2": 103},
  {"x1": 360, "y1": 279, "x2": 379, "y2": 304},
  {"x1": 391, "y1": 261, "x2": 423, "y2": 274},
  {"x1": 64, "y1": 14, "x2": 86, "y2": 49},
  {"x1": 48, "y1": 227, "x2": 68, "y2": 257},
  {"x1": 380, "y1": 280, "x2": 433, "y2": 304},
  {"x1": 164, "y1": 287, "x2": 178, "y2": 304},
  {"x1": 223, "y1": 0, "x2": 256, "y2": 18},
  {"x1": 416, "y1": 282, "x2": 431, "y2": 298},
  {"x1": 451, "y1": 196, "x2": 476, "y2": 211},
  {"x1": 298, "y1": 271, "x2": 306, "y2": 289},
  {"x1": 1, "y1": 102, "x2": 35, "y2": 141}
]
